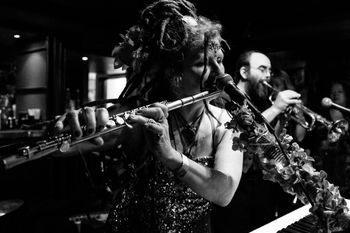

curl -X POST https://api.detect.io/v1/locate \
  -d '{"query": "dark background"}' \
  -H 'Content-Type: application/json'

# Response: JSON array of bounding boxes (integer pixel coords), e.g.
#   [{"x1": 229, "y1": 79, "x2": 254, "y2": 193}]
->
[
  {"x1": 1, "y1": 0, "x2": 350, "y2": 59},
  {"x1": 2, "y1": 0, "x2": 350, "y2": 96}
]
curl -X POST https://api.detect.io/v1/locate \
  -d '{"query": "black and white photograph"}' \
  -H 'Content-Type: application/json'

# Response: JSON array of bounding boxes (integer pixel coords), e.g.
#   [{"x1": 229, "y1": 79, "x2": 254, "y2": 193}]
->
[{"x1": 1, "y1": 1, "x2": 350, "y2": 232}]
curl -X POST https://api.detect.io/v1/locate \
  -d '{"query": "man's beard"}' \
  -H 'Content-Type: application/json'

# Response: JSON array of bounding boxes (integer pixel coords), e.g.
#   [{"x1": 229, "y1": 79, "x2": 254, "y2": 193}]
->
[
  {"x1": 248, "y1": 82, "x2": 270, "y2": 111},
  {"x1": 255, "y1": 81, "x2": 269, "y2": 98}
]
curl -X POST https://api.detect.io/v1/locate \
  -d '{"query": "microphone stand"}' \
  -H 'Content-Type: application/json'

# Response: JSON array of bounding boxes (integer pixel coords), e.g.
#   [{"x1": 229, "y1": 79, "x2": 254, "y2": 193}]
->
[
  {"x1": 219, "y1": 80, "x2": 290, "y2": 160},
  {"x1": 220, "y1": 78, "x2": 315, "y2": 206}
]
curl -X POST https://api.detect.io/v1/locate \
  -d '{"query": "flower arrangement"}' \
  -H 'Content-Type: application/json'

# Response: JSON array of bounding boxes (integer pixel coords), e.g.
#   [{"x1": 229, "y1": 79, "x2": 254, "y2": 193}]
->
[
  {"x1": 112, "y1": 25, "x2": 144, "y2": 71},
  {"x1": 225, "y1": 100, "x2": 350, "y2": 233}
]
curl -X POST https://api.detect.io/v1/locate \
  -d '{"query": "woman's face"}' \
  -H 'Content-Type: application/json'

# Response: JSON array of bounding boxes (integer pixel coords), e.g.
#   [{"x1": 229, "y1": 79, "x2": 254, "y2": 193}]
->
[
  {"x1": 180, "y1": 46, "x2": 225, "y2": 96},
  {"x1": 330, "y1": 83, "x2": 347, "y2": 106}
]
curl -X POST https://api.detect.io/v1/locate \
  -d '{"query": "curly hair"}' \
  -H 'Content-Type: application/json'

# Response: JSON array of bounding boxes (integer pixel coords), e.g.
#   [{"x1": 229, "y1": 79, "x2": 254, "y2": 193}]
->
[{"x1": 113, "y1": 0, "x2": 226, "y2": 102}]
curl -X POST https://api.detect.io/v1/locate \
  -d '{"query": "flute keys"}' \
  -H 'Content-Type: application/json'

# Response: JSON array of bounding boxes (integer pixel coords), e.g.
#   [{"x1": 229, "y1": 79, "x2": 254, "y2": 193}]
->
[
  {"x1": 114, "y1": 115, "x2": 125, "y2": 125},
  {"x1": 111, "y1": 114, "x2": 134, "y2": 128},
  {"x1": 18, "y1": 146, "x2": 30, "y2": 158}
]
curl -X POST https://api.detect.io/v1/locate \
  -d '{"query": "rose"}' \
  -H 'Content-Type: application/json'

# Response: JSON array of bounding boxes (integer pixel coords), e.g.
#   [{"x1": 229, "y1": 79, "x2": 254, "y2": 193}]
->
[
  {"x1": 236, "y1": 109, "x2": 254, "y2": 127},
  {"x1": 113, "y1": 25, "x2": 143, "y2": 68}
]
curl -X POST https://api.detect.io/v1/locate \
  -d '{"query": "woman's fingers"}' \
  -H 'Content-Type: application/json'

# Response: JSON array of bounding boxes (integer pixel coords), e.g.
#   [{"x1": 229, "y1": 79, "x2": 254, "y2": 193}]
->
[
  {"x1": 144, "y1": 118, "x2": 163, "y2": 134},
  {"x1": 67, "y1": 110, "x2": 83, "y2": 138},
  {"x1": 96, "y1": 108, "x2": 110, "y2": 131},
  {"x1": 82, "y1": 107, "x2": 96, "y2": 136},
  {"x1": 53, "y1": 104, "x2": 167, "y2": 146},
  {"x1": 137, "y1": 103, "x2": 168, "y2": 123},
  {"x1": 127, "y1": 110, "x2": 165, "y2": 137},
  {"x1": 54, "y1": 110, "x2": 82, "y2": 138},
  {"x1": 90, "y1": 108, "x2": 110, "y2": 145},
  {"x1": 54, "y1": 114, "x2": 67, "y2": 132},
  {"x1": 53, "y1": 107, "x2": 110, "y2": 145}
]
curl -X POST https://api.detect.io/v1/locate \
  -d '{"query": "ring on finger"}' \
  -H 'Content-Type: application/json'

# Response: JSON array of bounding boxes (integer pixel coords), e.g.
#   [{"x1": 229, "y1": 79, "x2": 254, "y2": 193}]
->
[
  {"x1": 147, "y1": 119, "x2": 156, "y2": 124},
  {"x1": 157, "y1": 115, "x2": 166, "y2": 123},
  {"x1": 81, "y1": 125, "x2": 87, "y2": 134}
]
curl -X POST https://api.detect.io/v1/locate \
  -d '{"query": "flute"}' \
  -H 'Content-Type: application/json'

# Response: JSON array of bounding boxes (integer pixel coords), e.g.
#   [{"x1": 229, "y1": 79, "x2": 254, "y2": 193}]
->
[{"x1": 1, "y1": 90, "x2": 222, "y2": 170}]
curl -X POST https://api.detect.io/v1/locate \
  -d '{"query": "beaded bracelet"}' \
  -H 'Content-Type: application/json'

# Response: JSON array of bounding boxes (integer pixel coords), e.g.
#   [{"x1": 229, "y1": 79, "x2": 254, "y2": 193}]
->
[{"x1": 172, "y1": 152, "x2": 190, "y2": 178}]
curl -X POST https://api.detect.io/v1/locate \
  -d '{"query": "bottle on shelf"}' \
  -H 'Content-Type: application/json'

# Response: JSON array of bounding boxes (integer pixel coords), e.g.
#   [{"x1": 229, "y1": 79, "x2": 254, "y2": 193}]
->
[
  {"x1": 75, "y1": 89, "x2": 81, "y2": 109},
  {"x1": 65, "y1": 88, "x2": 75, "y2": 112},
  {"x1": 0, "y1": 107, "x2": 8, "y2": 130}
]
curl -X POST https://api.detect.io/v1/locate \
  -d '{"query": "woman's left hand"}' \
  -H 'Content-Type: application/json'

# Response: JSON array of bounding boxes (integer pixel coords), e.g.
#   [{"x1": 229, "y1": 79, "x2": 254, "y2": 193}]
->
[{"x1": 126, "y1": 103, "x2": 174, "y2": 159}]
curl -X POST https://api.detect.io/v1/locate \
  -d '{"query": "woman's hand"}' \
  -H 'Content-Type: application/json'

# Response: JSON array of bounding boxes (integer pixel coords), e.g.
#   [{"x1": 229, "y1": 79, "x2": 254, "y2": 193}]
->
[
  {"x1": 54, "y1": 107, "x2": 110, "y2": 146},
  {"x1": 126, "y1": 103, "x2": 174, "y2": 160}
]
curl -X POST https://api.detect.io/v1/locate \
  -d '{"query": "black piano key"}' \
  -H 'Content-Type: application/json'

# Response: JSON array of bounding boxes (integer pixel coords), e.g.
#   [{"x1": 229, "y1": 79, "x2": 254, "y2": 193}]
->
[
  {"x1": 289, "y1": 223, "x2": 311, "y2": 233},
  {"x1": 299, "y1": 219, "x2": 315, "y2": 227},
  {"x1": 295, "y1": 220, "x2": 313, "y2": 230},
  {"x1": 279, "y1": 227, "x2": 303, "y2": 233},
  {"x1": 277, "y1": 214, "x2": 316, "y2": 233}
]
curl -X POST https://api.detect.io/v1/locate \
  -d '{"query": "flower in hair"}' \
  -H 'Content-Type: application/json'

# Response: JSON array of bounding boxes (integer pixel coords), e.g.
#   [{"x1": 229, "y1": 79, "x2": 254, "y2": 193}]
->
[
  {"x1": 182, "y1": 15, "x2": 198, "y2": 26},
  {"x1": 113, "y1": 25, "x2": 143, "y2": 68}
]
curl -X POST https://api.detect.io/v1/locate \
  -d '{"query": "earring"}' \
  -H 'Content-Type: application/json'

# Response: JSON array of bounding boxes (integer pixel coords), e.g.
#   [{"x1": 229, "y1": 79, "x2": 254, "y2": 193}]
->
[{"x1": 173, "y1": 74, "x2": 183, "y2": 87}]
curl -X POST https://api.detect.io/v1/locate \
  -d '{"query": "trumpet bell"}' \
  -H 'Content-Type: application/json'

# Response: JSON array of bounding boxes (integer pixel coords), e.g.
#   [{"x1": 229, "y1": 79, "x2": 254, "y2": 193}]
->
[{"x1": 328, "y1": 119, "x2": 349, "y2": 143}]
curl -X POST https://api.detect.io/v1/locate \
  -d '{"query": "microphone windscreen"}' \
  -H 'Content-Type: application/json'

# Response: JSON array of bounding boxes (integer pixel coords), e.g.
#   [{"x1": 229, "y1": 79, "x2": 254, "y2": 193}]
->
[
  {"x1": 321, "y1": 97, "x2": 332, "y2": 107},
  {"x1": 215, "y1": 74, "x2": 234, "y2": 90}
]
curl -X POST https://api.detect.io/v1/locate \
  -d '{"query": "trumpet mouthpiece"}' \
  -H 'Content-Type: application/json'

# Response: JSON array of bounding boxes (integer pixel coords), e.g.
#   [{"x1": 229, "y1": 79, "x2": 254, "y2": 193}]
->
[{"x1": 261, "y1": 80, "x2": 272, "y2": 88}]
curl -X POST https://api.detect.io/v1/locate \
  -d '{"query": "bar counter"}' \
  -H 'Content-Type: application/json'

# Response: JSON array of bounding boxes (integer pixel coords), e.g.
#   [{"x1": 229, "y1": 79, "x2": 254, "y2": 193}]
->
[{"x1": 0, "y1": 129, "x2": 46, "y2": 139}]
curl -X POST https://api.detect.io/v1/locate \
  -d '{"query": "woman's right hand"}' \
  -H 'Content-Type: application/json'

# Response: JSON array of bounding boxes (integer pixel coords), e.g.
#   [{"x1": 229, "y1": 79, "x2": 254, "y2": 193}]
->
[{"x1": 54, "y1": 107, "x2": 111, "y2": 148}]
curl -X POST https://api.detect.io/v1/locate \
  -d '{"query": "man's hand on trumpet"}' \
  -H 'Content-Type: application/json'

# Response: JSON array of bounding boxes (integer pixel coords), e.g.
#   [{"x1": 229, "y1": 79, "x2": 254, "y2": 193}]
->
[
  {"x1": 272, "y1": 90, "x2": 302, "y2": 114},
  {"x1": 263, "y1": 89, "x2": 302, "y2": 123}
]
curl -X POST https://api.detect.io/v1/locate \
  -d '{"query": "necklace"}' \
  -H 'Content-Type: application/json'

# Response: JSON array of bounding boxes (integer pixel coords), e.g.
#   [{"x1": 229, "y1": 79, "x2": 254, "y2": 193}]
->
[{"x1": 177, "y1": 110, "x2": 204, "y2": 145}]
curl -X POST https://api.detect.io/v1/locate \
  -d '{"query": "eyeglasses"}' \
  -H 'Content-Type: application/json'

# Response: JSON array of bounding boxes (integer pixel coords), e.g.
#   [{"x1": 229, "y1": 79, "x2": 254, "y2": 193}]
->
[{"x1": 250, "y1": 66, "x2": 273, "y2": 76}]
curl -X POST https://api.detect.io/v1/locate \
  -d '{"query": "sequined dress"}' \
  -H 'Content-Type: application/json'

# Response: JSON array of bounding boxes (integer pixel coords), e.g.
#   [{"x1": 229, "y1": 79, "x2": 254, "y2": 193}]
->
[{"x1": 105, "y1": 109, "x2": 221, "y2": 233}]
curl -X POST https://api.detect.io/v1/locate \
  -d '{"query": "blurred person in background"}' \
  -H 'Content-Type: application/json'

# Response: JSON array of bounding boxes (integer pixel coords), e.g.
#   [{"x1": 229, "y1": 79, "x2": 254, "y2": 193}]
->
[{"x1": 315, "y1": 80, "x2": 350, "y2": 198}]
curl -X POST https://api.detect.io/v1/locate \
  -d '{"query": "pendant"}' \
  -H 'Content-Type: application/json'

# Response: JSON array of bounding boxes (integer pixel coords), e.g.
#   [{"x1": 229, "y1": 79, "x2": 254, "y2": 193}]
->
[{"x1": 181, "y1": 126, "x2": 196, "y2": 144}]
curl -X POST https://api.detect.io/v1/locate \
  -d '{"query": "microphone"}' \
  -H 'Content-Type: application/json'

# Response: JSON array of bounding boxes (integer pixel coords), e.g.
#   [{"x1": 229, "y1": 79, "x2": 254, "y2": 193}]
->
[
  {"x1": 215, "y1": 74, "x2": 248, "y2": 103},
  {"x1": 215, "y1": 73, "x2": 267, "y2": 123},
  {"x1": 215, "y1": 73, "x2": 290, "y2": 159},
  {"x1": 321, "y1": 97, "x2": 350, "y2": 114}
]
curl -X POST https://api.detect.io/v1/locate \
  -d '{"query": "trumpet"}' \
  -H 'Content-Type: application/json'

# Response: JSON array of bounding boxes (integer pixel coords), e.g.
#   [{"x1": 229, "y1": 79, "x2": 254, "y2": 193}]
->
[
  {"x1": 1, "y1": 90, "x2": 222, "y2": 170},
  {"x1": 261, "y1": 81, "x2": 348, "y2": 142}
]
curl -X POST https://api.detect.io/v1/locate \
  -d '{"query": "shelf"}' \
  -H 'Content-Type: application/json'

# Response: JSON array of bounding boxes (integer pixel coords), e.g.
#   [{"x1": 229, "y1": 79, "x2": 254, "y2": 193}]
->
[{"x1": 0, "y1": 129, "x2": 45, "y2": 139}]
